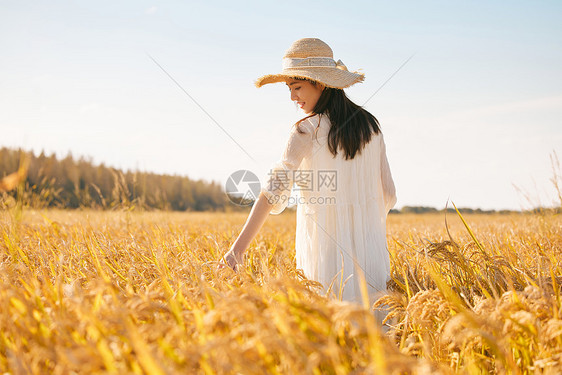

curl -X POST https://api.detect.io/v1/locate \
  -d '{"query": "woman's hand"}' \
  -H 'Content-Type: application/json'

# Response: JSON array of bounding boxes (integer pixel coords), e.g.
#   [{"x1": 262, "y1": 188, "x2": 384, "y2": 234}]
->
[
  {"x1": 216, "y1": 192, "x2": 274, "y2": 272},
  {"x1": 218, "y1": 248, "x2": 243, "y2": 271}
]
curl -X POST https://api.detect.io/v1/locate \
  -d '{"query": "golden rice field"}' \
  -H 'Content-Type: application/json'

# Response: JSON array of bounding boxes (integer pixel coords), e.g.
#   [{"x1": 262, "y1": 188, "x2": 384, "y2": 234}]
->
[{"x1": 1, "y1": 208, "x2": 561, "y2": 374}]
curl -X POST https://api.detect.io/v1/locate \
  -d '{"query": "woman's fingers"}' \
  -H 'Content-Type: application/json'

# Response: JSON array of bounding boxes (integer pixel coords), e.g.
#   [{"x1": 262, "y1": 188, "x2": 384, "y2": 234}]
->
[
  {"x1": 216, "y1": 258, "x2": 230, "y2": 270},
  {"x1": 217, "y1": 252, "x2": 241, "y2": 271}
]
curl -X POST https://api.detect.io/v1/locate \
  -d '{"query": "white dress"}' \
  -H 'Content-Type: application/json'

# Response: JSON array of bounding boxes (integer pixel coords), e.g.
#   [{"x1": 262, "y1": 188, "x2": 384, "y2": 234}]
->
[{"x1": 261, "y1": 113, "x2": 397, "y2": 305}]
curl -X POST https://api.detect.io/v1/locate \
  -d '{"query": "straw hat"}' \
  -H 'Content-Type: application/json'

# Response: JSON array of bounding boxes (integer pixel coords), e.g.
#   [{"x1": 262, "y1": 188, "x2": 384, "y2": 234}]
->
[{"x1": 255, "y1": 38, "x2": 365, "y2": 89}]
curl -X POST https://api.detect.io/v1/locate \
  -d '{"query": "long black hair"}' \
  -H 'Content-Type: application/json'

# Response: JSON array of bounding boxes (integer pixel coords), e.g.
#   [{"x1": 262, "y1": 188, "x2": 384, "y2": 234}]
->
[{"x1": 294, "y1": 78, "x2": 381, "y2": 160}]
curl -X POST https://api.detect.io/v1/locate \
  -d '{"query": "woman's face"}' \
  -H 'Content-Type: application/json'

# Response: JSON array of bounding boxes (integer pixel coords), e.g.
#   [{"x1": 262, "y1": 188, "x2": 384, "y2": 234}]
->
[{"x1": 286, "y1": 78, "x2": 325, "y2": 114}]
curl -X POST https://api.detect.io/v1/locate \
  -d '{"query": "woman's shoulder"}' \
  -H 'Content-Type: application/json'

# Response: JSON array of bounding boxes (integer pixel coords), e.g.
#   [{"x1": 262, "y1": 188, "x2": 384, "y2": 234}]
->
[
  {"x1": 291, "y1": 114, "x2": 317, "y2": 134},
  {"x1": 302, "y1": 113, "x2": 330, "y2": 131}
]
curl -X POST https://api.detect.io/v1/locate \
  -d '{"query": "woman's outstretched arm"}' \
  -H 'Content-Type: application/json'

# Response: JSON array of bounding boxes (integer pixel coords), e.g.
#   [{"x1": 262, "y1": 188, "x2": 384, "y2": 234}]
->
[
  {"x1": 219, "y1": 118, "x2": 313, "y2": 270},
  {"x1": 220, "y1": 191, "x2": 275, "y2": 270}
]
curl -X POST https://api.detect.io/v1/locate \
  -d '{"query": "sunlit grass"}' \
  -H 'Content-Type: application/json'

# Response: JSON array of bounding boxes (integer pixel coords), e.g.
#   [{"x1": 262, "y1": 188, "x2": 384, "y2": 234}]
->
[{"x1": 1, "y1": 208, "x2": 560, "y2": 374}]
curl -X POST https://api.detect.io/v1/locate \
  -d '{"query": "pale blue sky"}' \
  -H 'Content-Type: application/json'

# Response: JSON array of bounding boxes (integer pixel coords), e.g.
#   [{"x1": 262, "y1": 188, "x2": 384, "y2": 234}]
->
[{"x1": 1, "y1": 1, "x2": 561, "y2": 210}]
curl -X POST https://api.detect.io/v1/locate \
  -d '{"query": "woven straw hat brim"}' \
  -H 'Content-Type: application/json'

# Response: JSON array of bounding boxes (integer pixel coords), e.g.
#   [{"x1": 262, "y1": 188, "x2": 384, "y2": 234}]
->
[{"x1": 255, "y1": 68, "x2": 365, "y2": 89}]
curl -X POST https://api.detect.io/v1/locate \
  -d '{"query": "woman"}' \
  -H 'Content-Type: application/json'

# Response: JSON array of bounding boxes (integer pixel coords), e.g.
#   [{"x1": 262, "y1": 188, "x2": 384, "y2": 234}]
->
[{"x1": 221, "y1": 38, "x2": 397, "y2": 306}]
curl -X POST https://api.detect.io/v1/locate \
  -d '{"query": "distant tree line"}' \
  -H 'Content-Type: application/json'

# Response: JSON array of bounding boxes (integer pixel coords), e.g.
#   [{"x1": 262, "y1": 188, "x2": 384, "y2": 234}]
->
[
  {"x1": 2, "y1": 147, "x2": 557, "y2": 213},
  {"x1": 0, "y1": 148, "x2": 233, "y2": 211},
  {"x1": 391, "y1": 206, "x2": 523, "y2": 215}
]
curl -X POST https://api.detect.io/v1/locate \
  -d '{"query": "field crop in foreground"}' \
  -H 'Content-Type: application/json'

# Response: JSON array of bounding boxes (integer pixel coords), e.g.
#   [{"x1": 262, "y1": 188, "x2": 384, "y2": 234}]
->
[{"x1": 0, "y1": 209, "x2": 561, "y2": 374}]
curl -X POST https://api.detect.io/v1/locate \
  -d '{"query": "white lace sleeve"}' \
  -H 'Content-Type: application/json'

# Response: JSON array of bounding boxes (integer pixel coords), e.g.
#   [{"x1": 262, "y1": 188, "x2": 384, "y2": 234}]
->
[
  {"x1": 380, "y1": 133, "x2": 397, "y2": 215},
  {"x1": 261, "y1": 121, "x2": 314, "y2": 215}
]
